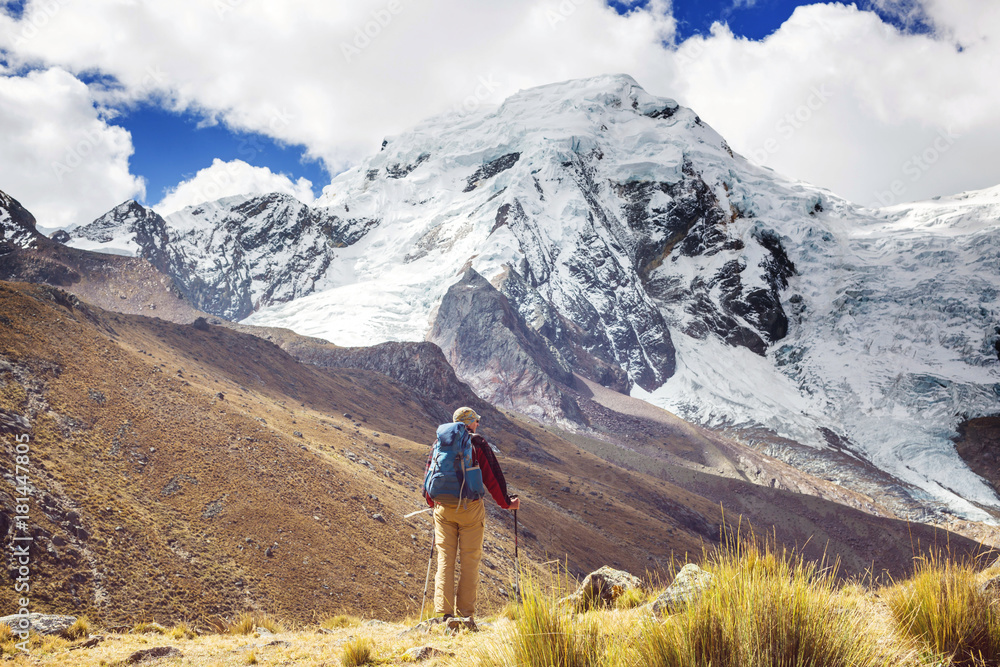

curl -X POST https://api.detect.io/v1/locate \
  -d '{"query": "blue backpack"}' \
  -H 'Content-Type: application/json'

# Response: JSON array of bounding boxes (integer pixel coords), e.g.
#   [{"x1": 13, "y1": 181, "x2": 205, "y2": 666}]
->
[{"x1": 423, "y1": 422, "x2": 486, "y2": 502}]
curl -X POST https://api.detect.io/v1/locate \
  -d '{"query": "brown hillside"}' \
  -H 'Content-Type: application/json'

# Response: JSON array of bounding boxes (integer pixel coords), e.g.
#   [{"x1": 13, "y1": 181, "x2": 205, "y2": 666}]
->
[
  {"x1": 0, "y1": 280, "x2": 990, "y2": 628},
  {"x1": 0, "y1": 236, "x2": 202, "y2": 323}
]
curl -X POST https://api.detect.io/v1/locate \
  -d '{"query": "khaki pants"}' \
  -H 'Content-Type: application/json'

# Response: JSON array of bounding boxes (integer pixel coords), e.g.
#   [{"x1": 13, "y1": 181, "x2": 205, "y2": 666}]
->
[{"x1": 433, "y1": 499, "x2": 485, "y2": 617}]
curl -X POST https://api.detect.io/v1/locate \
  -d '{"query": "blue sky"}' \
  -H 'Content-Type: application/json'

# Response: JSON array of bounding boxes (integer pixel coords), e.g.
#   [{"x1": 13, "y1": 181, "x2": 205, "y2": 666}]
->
[{"x1": 112, "y1": 106, "x2": 330, "y2": 205}]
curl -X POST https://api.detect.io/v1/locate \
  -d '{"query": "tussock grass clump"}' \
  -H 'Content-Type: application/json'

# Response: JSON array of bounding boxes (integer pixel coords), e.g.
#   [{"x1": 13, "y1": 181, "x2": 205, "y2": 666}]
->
[
  {"x1": 0, "y1": 623, "x2": 17, "y2": 657},
  {"x1": 341, "y1": 636, "x2": 375, "y2": 666},
  {"x1": 168, "y1": 622, "x2": 197, "y2": 639},
  {"x1": 614, "y1": 586, "x2": 647, "y2": 610},
  {"x1": 227, "y1": 611, "x2": 284, "y2": 635},
  {"x1": 64, "y1": 616, "x2": 90, "y2": 640},
  {"x1": 476, "y1": 576, "x2": 605, "y2": 667},
  {"x1": 883, "y1": 550, "x2": 1000, "y2": 666},
  {"x1": 495, "y1": 600, "x2": 520, "y2": 621},
  {"x1": 321, "y1": 614, "x2": 361, "y2": 630},
  {"x1": 638, "y1": 536, "x2": 907, "y2": 667},
  {"x1": 131, "y1": 621, "x2": 167, "y2": 634}
]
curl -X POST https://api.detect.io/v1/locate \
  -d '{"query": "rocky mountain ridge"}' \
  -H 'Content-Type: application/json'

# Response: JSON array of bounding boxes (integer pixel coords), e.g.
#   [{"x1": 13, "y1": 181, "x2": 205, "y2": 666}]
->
[
  {"x1": 68, "y1": 194, "x2": 379, "y2": 320},
  {"x1": 0, "y1": 189, "x2": 42, "y2": 253}
]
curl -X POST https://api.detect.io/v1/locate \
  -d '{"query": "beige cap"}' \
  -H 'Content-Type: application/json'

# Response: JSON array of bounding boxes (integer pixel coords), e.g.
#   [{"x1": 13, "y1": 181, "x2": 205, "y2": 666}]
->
[{"x1": 452, "y1": 407, "x2": 481, "y2": 425}]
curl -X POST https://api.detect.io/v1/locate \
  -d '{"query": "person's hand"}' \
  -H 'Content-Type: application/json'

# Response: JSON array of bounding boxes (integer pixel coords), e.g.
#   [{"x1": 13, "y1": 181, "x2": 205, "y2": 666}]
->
[{"x1": 509, "y1": 497, "x2": 520, "y2": 511}]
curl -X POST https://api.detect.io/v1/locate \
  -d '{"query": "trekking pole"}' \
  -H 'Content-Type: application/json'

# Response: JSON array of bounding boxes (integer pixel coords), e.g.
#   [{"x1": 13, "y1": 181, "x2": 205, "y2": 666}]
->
[
  {"x1": 421, "y1": 526, "x2": 436, "y2": 619},
  {"x1": 513, "y1": 505, "x2": 520, "y2": 599}
]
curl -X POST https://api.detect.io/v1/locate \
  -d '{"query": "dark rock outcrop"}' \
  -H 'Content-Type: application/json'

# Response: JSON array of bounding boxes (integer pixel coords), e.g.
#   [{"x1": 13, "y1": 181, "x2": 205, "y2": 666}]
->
[
  {"x1": 465, "y1": 152, "x2": 521, "y2": 192},
  {"x1": 953, "y1": 415, "x2": 1000, "y2": 495},
  {"x1": 428, "y1": 268, "x2": 585, "y2": 424},
  {"x1": 0, "y1": 189, "x2": 42, "y2": 254},
  {"x1": 284, "y1": 338, "x2": 485, "y2": 425},
  {"x1": 126, "y1": 646, "x2": 183, "y2": 664},
  {"x1": 497, "y1": 264, "x2": 630, "y2": 393},
  {"x1": 0, "y1": 408, "x2": 31, "y2": 434}
]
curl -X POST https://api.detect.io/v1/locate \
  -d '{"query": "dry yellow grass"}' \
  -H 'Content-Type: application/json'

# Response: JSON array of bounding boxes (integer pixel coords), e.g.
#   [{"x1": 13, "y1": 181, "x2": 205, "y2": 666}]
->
[
  {"x1": 7, "y1": 542, "x2": 1000, "y2": 667},
  {"x1": 7, "y1": 617, "x2": 498, "y2": 666}
]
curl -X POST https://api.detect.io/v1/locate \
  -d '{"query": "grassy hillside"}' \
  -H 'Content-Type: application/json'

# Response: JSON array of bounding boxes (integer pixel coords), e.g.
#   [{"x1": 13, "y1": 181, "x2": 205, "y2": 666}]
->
[{"x1": 0, "y1": 280, "x2": 990, "y2": 629}]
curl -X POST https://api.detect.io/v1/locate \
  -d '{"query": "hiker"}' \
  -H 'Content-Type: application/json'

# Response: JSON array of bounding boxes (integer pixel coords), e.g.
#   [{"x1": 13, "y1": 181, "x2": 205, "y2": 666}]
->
[{"x1": 423, "y1": 407, "x2": 520, "y2": 622}]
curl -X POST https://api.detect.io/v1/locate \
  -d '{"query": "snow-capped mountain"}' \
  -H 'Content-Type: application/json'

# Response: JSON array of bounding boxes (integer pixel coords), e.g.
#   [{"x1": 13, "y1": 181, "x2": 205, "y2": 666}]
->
[
  {"x1": 0, "y1": 189, "x2": 41, "y2": 252},
  {"x1": 70, "y1": 195, "x2": 377, "y2": 319},
  {"x1": 62, "y1": 74, "x2": 1000, "y2": 519}
]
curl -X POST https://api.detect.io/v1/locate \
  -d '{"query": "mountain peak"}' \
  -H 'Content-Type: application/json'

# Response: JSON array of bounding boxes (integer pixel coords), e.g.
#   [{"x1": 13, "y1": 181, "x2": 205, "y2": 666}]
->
[
  {"x1": 499, "y1": 73, "x2": 677, "y2": 118},
  {"x1": 0, "y1": 189, "x2": 41, "y2": 252}
]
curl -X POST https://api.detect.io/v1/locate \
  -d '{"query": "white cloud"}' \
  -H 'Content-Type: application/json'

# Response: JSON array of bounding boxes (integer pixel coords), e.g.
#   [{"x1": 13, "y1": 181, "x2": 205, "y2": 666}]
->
[
  {"x1": 0, "y1": 67, "x2": 143, "y2": 228},
  {"x1": 0, "y1": 0, "x2": 675, "y2": 172},
  {"x1": 153, "y1": 159, "x2": 315, "y2": 216},
  {"x1": 0, "y1": 0, "x2": 998, "y2": 212},
  {"x1": 665, "y1": 2, "x2": 1000, "y2": 205}
]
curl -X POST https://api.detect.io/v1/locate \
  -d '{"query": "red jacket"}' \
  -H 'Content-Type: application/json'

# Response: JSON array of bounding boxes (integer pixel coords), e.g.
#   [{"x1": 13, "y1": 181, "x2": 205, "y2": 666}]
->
[{"x1": 424, "y1": 433, "x2": 513, "y2": 509}]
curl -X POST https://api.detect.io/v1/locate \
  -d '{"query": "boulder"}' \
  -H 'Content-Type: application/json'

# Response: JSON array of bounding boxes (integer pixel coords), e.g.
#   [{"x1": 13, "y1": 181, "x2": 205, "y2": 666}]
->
[
  {"x1": 126, "y1": 646, "x2": 183, "y2": 663},
  {"x1": 558, "y1": 566, "x2": 644, "y2": 611},
  {"x1": 405, "y1": 646, "x2": 455, "y2": 661},
  {"x1": 978, "y1": 575, "x2": 1000, "y2": 597},
  {"x1": 650, "y1": 563, "x2": 715, "y2": 617},
  {"x1": 0, "y1": 613, "x2": 76, "y2": 636},
  {"x1": 0, "y1": 408, "x2": 30, "y2": 435}
]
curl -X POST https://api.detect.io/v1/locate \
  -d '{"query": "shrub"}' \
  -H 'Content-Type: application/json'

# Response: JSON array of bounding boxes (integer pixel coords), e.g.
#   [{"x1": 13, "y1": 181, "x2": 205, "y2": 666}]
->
[
  {"x1": 884, "y1": 550, "x2": 1000, "y2": 666},
  {"x1": 341, "y1": 636, "x2": 374, "y2": 666}
]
